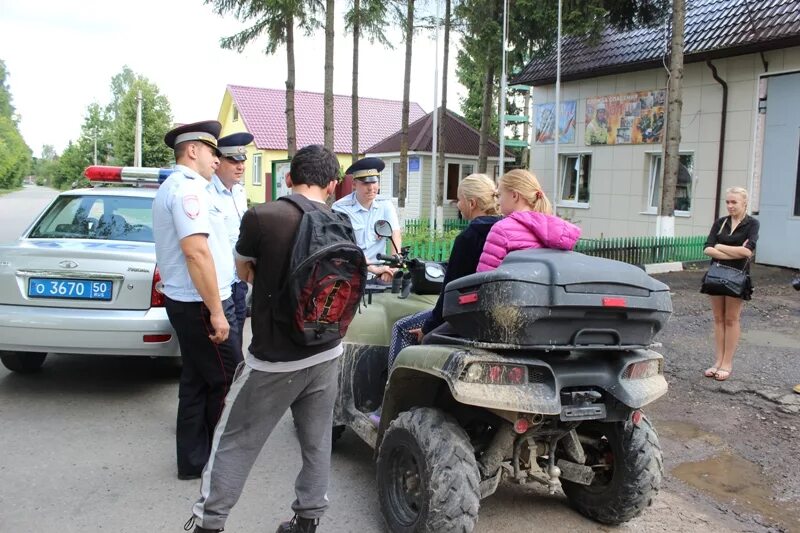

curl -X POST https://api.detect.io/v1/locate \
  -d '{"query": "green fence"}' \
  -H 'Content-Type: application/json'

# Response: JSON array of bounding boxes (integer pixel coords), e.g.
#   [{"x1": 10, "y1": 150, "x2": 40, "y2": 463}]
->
[
  {"x1": 574, "y1": 235, "x2": 707, "y2": 264},
  {"x1": 401, "y1": 219, "x2": 707, "y2": 264}
]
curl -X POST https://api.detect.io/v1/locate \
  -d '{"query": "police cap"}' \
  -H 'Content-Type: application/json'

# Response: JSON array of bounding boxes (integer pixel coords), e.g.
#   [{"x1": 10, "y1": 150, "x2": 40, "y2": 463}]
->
[
  {"x1": 345, "y1": 157, "x2": 385, "y2": 184},
  {"x1": 164, "y1": 120, "x2": 222, "y2": 156},
  {"x1": 218, "y1": 132, "x2": 254, "y2": 161}
]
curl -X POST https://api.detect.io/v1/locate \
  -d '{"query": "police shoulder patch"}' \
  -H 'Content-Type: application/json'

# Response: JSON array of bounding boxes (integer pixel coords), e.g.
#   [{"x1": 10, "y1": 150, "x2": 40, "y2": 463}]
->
[{"x1": 182, "y1": 194, "x2": 201, "y2": 219}]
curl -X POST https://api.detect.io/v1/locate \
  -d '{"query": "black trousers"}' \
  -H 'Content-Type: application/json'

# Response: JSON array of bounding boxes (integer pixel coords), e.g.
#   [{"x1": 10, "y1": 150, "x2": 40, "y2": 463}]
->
[
  {"x1": 231, "y1": 280, "x2": 248, "y2": 346},
  {"x1": 165, "y1": 296, "x2": 243, "y2": 476}
]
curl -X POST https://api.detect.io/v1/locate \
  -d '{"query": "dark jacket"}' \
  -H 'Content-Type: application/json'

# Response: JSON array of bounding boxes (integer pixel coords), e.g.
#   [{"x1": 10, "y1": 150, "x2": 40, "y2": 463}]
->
[{"x1": 421, "y1": 216, "x2": 500, "y2": 334}]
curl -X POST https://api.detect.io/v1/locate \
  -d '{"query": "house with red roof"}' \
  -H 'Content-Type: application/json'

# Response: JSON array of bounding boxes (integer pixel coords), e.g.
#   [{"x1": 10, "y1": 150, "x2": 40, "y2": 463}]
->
[
  {"x1": 217, "y1": 84, "x2": 426, "y2": 203},
  {"x1": 366, "y1": 108, "x2": 506, "y2": 220}
]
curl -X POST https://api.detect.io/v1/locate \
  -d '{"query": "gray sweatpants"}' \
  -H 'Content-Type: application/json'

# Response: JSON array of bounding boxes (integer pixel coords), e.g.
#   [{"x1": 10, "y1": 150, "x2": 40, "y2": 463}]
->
[{"x1": 191, "y1": 358, "x2": 339, "y2": 530}]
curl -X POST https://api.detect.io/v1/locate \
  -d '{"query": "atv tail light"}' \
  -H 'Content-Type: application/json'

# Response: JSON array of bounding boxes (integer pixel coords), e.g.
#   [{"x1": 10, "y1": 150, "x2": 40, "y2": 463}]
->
[
  {"x1": 151, "y1": 266, "x2": 165, "y2": 307},
  {"x1": 513, "y1": 418, "x2": 530, "y2": 434},
  {"x1": 631, "y1": 410, "x2": 643, "y2": 426},
  {"x1": 603, "y1": 297, "x2": 627, "y2": 307},
  {"x1": 622, "y1": 359, "x2": 662, "y2": 380},
  {"x1": 463, "y1": 363, "x2": 527, "y2": 385},
  {"x1": 458, "y1": 292, "x2": 479, "y2": 305},
  {"x1": 143, "y1": 334, "x2": 172, "y2": 343}
]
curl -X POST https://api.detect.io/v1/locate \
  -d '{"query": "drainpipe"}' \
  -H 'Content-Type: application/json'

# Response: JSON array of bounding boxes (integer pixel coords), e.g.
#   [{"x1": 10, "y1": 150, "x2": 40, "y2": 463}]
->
[{"x1": 706, "y1": 60, "x2": 727, "y2": 220}]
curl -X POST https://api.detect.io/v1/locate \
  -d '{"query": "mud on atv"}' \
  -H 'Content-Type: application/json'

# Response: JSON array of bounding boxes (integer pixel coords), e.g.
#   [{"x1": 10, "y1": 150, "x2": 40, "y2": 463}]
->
[{"x1": 333, "y1": 221, "x2": 668, "y2": 532}]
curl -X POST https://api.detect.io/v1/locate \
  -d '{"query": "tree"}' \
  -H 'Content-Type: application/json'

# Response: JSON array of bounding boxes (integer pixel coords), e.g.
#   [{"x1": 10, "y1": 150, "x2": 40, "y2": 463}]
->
[
  {"x1": 106, "y1": 65, "x2": 136, "y2": 122},
  {"x1": 324, "y1": 0, "x2": 335, "y2": 151},
  {"x1": 658, "y1": 0, "x2": 685, "y2": 236},
  {"x1": 398, "y1": 0, "x2": 415, "y2": 208},
  {"x1": 0, "y1": 60, "x2": 32, "y2": 189},
  {"x1": 344, "y1": 0, "x2": 391, "y2": 164},
  {"x1": 111, "y1": 77, "x2": 173, "y2": 167},
  {"x1": 82, "y1": 102, "x2": 113, "y2": 165},
  {"x1": 207, "y1": 0, "x2": 321, "y2": 158}
]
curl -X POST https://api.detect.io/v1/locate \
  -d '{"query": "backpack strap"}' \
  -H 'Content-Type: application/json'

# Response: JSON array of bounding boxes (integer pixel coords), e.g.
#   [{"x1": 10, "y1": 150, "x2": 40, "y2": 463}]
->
[{"x1": 278, "y1": 193, "x2": 319, "y2": 214}]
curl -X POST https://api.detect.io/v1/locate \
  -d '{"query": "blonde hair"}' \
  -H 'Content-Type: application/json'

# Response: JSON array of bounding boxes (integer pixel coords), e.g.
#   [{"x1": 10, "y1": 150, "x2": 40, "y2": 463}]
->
[
  {"x1": 726, "y1": 186, "x2": 749, "y2": 204},
  {"x1": 498, "y1": 169, "x2": 553, "y2": 214},
  {"x1": 458, "y1": 174, "x2": 500, "y2": 215}
]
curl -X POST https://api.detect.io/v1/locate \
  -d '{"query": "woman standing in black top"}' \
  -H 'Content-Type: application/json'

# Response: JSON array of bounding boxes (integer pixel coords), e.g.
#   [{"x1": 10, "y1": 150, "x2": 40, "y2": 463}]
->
[{"x1": 701, "y1": 187, "x2": 760, "y2": 381}]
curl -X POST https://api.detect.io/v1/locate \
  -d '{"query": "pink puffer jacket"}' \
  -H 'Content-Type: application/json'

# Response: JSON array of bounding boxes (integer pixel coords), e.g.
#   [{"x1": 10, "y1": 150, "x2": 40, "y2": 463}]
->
[{"x1": 477, "y1": 211, "x2": 581, "y2": 271}]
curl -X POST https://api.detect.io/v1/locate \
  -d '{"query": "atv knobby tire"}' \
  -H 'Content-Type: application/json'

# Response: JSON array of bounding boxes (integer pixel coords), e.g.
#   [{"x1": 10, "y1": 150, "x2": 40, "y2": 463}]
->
[
  {"x1": 561, "y1": 417, "x2": 662, "y2": 525},
  {"x1": 377, "y1": 407, "x2": 480, "y2": 533}
]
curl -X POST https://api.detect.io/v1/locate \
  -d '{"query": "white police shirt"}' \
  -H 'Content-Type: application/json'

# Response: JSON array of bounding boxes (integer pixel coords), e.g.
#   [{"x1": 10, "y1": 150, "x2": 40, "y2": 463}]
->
[
  {"x1": 332, "y1": 192, "x2": 400, "y2": 264},
  {"x1": 211, "y1": 175, "x2": 247, "y2": 282},
  {"x1": 153, "y1": 164, "x2": 234, "y2": 302}
]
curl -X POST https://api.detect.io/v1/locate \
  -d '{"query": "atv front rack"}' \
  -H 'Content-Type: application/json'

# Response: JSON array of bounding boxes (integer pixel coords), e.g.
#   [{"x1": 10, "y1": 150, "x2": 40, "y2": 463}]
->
[{"x1": 425, "y1": 332, "x2": 662, "y2": 352}]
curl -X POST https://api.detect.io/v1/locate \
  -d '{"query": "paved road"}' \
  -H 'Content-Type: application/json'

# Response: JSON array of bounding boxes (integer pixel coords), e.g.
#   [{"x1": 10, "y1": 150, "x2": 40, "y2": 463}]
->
[{"x1": 0, "y1": 186, "x2": 757, "y2": 532}]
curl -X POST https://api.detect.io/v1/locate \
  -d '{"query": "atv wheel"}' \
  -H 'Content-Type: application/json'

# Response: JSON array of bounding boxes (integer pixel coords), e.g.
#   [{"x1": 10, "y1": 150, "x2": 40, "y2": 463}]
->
[
  {"x1": 377, "y1": 407, "x2": 480, "y2": 533},
  {"x1": 561, "y1": 417, "x2": 662, "y2": 525},
  {"x1": 0, "y1": 351, "x2": 46, "y2": 373}
]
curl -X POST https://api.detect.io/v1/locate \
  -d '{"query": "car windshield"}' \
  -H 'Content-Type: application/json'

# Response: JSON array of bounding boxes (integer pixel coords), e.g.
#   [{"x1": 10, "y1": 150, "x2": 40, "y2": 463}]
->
[{"x1": 28, "y1": 194, "x2": 155, "y2": 242}]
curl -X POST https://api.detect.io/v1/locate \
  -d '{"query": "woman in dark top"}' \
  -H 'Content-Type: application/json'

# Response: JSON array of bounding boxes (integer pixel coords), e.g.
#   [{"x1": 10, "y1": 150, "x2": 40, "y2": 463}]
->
[
  {"x1": 701, "y1": 186, "x2": 760, "y2": 381},
  {"x1": 386, "y1": 175, "x2": 500, "y2": 368}
]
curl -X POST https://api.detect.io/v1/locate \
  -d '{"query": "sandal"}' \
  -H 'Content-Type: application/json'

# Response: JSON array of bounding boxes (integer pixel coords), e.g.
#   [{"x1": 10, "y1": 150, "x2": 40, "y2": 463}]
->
[
  {"x1": 714, "y1": 368, "x2": 732, "y2": 381},
  {"x1": 704, "y1": 367, "x2": 719, "y2": 378}
]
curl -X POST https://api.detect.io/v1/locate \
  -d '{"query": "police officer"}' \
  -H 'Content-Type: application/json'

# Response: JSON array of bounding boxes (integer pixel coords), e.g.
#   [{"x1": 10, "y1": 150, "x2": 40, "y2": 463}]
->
[
  {"x1": 332, "y1": 157, "x2": 402, "y2": 283},
  {"x1": 152, "y1": 120, "x2": 243, "y2": 480},
  {"x1": 212, "y1": 132, "x2": 253, "y2": 344}
]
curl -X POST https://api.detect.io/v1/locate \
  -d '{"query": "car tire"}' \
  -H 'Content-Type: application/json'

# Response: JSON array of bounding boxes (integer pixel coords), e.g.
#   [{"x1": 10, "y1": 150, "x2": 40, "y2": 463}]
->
[
  {"x1": 0, "y1": 351, "x2": 47, "y2": 373},
  {"x1": 377, "y1": 407, "x2": 480, "y2": 533},
  {"x1": 561, "y1": 417, "x2": 663, "y2": 525}
]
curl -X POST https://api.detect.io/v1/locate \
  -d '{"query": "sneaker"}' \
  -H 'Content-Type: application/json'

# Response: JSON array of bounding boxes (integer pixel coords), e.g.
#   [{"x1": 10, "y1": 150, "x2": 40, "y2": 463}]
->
[
  {"x1": 183, "y1": 515, "x2": 222, "y2": 532},
  {"x1": 275, "y1": 515, "x2": 318, "y2": 533},
  {"x1": 368, "y1": 407, "x2": 381, "y2": 428}
]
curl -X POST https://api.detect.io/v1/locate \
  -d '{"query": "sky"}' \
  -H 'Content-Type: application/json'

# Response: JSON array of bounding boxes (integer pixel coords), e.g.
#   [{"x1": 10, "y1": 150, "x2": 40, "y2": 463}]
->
[{"x1": 0, "y1": 0, "x2": 466, "y2": 156}]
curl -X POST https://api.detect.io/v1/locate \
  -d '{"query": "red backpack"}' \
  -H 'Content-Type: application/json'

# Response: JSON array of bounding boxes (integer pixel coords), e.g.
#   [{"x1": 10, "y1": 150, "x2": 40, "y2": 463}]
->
[{"x1": 273, "y1": 195, "x2": 367, "y2": 346}]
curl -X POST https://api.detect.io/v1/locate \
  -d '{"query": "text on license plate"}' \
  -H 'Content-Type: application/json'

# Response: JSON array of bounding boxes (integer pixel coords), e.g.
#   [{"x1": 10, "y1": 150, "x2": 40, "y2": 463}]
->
[{"x1": 28, "y1": 278, "x2": 113, "y2": 301}]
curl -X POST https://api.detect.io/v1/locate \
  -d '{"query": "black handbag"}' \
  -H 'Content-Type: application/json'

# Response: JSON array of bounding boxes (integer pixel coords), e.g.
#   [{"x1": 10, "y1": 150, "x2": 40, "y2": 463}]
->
[{"x1": 701, "y1": 260, "x2": 750, "y2": 297}]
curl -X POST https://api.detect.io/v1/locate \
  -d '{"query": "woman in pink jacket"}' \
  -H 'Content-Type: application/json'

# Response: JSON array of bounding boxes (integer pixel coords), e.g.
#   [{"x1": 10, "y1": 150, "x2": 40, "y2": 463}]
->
[{"x1": 477, "y1": 169, "x2": 581, "y2": 271}]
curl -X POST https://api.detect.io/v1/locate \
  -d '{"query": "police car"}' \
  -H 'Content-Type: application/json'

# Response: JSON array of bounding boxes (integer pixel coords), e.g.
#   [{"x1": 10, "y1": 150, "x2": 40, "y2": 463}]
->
[{"x1": 0, "y1": 166, "x2": 180, "y2": 373}]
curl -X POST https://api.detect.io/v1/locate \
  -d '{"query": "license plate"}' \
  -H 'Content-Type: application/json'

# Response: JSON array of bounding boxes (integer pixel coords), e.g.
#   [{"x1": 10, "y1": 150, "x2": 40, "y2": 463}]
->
[{"x1": 28, "y1": 278, "x2": 113, "y2": 301}]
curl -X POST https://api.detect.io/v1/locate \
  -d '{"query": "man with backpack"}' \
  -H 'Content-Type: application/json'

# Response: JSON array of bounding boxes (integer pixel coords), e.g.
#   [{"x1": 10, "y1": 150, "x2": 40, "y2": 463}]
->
[{"x1": 185, "y1": 145, "x2": 367, "y2": 533}]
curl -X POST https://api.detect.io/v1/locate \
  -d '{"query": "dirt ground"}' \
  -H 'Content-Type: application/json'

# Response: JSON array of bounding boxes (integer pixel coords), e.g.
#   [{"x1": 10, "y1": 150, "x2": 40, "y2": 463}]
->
[{"x1": 646, "y1": 263, "x2": 800, "y2": 533}]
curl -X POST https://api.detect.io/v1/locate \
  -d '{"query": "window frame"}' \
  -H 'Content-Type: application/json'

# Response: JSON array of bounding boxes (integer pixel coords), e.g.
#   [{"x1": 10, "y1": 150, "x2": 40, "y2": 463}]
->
[
  {"x1": 557, "y1": 152, "x2": 592, "y2": 208},
  {"x1": 645, "y1": 151, "x2": 694, "y2": 216},
  {"x1": 445, "y1": 161, "x2": 477, "y2": 201},
  {"x1": 252, "y1": 153, "x2": 262, "y2": 186}
]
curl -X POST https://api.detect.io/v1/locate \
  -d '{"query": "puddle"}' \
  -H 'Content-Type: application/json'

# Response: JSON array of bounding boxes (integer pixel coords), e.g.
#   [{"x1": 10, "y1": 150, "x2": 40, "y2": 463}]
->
[
  {"x1": 658, "y1": 420, "x2": 723, "y2": 446},
  {"x1": 741, "y1": 329, "x2": 799, "y2": 350},
  {"x1": 673, "y1": 451, "x2": 800, "y2": 531}
]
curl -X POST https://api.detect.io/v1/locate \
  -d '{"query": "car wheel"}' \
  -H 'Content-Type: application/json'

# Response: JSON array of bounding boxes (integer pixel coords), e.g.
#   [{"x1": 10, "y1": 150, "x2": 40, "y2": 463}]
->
[
  {"x1": 0, "y1": 351, "x2": 47, "y2": 373},
  {"x1": 377, "y1": 407, "x2": 480, "y2": 533},
  {"x1": 561, "y1": 417, "x2": 663, "y2": 525}
]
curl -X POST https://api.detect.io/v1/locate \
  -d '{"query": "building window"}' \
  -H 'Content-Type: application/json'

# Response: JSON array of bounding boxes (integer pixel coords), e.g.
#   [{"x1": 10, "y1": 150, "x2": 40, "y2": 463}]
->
[
  {"x1": 648, "y1": 153, "x2": 693, "y2": 213},
  {"x1": 794, "y1": 137, "x2": 800, "y2": 216},
  {"x1": 559, "y1": 154, "x2": 591, "y2": 205},
  {"x1": 446, "y1": 162, "x2": 475, "y2": 200},
  {"x1": 233, "y1": 105, "x2": 239, "y2": 122},
  {"x1": 252, "y1": 153, "x2": 262, "y2": 186}
]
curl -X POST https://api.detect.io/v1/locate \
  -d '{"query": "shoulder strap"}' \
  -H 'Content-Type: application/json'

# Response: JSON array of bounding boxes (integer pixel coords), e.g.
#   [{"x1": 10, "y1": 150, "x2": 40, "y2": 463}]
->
[{"x1": 278, "y1": 193, "x2": 318, "y2": 214}]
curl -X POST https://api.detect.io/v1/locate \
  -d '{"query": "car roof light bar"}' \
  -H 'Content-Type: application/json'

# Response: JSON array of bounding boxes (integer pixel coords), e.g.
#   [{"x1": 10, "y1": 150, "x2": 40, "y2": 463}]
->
[{"x1": 84, "y1": 166, "x2": 172, "y2": 186}]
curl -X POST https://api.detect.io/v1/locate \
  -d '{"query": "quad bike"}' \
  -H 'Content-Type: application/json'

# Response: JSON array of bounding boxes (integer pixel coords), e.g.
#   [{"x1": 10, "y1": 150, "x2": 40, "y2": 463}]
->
[{"x1": 333, "y1": 221, "x2": 669, "y2": 532}]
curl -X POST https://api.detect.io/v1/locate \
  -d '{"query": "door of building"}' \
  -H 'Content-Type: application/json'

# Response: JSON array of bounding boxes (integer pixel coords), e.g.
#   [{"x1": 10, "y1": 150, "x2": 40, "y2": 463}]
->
[{"x1": 757, "y1": 72, "x2": 800, "y2": 268}]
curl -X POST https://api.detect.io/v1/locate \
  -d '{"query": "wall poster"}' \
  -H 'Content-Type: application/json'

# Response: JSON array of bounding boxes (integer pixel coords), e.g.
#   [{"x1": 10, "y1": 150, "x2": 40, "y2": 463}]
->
[
  {"x1": 534, "y1": 100, "x2": 577, "y2": 144},
  {"x1": 585, "y1": 89, "x2": 666, "y2": 145}
]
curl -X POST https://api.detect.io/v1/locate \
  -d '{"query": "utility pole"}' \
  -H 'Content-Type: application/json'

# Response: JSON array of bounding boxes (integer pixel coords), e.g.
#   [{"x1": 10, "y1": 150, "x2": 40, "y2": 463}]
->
[
  {"x1": 134, "y1": 90, "x2": 143, "y2": 167},
  {"x1": 93, "y1": 127, "x2": 98, "y2": 165},
  {"x1": 430, "y1": 0, "x2": 440, "y2": 235},
  {"x1": 498, "y1": 0, "x2": 509, "y2": 175}
]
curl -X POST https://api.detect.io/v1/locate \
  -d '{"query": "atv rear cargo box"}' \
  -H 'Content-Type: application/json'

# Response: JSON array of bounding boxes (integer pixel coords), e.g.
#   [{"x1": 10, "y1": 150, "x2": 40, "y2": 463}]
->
[{"x1": 442, "y1": 249, "x2": 672, "y2": 349}]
